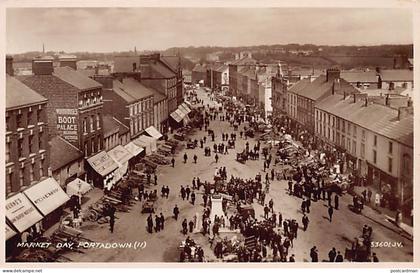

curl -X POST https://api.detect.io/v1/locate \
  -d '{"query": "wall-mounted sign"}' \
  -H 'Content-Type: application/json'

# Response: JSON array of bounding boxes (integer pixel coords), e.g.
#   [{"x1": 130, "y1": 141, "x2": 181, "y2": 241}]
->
[{"x1": 56, "y1": 108, "x2": 78, "y2": 145}]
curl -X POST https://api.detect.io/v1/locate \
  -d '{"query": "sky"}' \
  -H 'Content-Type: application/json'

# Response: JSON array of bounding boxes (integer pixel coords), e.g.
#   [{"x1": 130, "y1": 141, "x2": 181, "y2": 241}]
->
[{"x1": 6, "y1": 7, "x2": 413, "y2": 54}]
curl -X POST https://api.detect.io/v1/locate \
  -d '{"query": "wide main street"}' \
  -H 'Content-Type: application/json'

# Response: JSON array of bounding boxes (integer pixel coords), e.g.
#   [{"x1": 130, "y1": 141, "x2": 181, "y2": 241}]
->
[{"x1": 64, "y1": 87, "x2": 413, "y2": 263}]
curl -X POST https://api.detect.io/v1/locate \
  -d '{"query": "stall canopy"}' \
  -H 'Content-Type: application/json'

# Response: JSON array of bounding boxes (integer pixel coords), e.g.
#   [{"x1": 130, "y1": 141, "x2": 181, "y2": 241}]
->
[
  {"x1": 87, "y1": 151, "x2": 118, "y2": 177},
  {"x1": 107, "y1": 145, "x2": 133, "y2": 166},
  {"x1": 124, "y1": 141, "x2": 144, "y2": 157},
  {"x1": 66, "y1": 178, "x2": 93, "y2": 197},
  {"x1": 170, "y1": 110, "x2": 183, "y2": 123},
  {"x1": 180, "y1": 103, "x2": 192, "y2": 114},
  {"x1": 177, "y1": 105, "x2": 189, "y2": 117},
  {"x1": 23, "y1": 177, "x2": 70, "y2": 216},
  {"x1": 145, "y1": 126, "x2": 163, "y2": 140},
  {"x1": 133, "y1": 135, "x2": 157, "y2": 155},
  {"x1": 6, "y1": 193, "x2": 43, "y2": 233},
  {"x1": 6, "y1": 223, "x2": 17, "y2": 240}
]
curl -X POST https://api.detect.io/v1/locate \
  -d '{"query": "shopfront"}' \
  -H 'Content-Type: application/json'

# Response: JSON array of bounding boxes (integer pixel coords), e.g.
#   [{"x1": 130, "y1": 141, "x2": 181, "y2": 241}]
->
[
  {"x1": 87, "y1": 151, "x2": 119, "y2": 190},
  {"x1": 23, "y1": 177, "x2": 70, "y2": 230},
  {"x1": 107, "y1": 145, "x2": 133, "y2": 183}
]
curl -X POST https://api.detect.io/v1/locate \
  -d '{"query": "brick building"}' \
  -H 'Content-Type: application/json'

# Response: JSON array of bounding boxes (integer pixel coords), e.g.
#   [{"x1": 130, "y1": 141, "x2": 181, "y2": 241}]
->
[
  {"x1": 17, "y1": 56, "x2": 105, "y2": 158},
  {"x1": 5, "y1": 74, "x2": 49, "y2": 196}
]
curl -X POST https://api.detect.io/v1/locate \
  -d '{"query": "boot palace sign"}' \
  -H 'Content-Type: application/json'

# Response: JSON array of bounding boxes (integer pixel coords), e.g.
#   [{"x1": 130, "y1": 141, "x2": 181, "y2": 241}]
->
[{"x1": 56, "y1": 108, "x2": 78, "y2": 144}]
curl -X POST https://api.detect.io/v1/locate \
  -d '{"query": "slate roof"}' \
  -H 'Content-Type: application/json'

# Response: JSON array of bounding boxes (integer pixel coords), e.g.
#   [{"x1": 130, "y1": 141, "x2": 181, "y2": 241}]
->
[
  {"x1": 103, "y1": 115, "x2": 121, "y2": 137},
  {"x1": 380, "y1": 70, "x2": 413, "y2": 82},
  {"x1": 230, "y1": 57, "x2": 257, "y2": 66},
  {"x1": 148, "y1": 87, "x2": 167, "y2": 103},
  {"x1": 112, "y1": 77, "x2": 154, "y2": 104},
  {"x1": 316, "y1": 95, "x2": 413, "y2": 147},
  {"x1": 340, "y1": 71, "x2": 378, "y2": 83},
  {"x1": 149, "y1": 62, "x2": 176, "y2": 78},
  {"x1": 113, "y1": 56, "x2": 141, "y2": 73},
  {"x1": 53, "y1": 67, "x2": 102, "y2": 90},
  {"x1": 290, "y1": 75, "x2": 359, "y2": 101},
  {"x1": 49, "y1": 136, "x2": 83, "y2": 171},
  {"x1": 160, "y1": 56, "x2": 180, "y2": 73},
  {"x1": 6, "y1": 75, "x2": 48, "y2": 110}
]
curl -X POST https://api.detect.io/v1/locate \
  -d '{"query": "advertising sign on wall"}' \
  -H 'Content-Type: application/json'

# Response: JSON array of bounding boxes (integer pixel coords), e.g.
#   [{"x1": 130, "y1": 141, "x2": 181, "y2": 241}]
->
[{"x1": 56, "y1": 108, "x2": 78, "y2": 144}]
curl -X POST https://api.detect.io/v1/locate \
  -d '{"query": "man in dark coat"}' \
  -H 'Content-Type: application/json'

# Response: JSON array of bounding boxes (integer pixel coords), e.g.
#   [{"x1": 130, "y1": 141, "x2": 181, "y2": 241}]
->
[
  {"x1": 328, "y1": 247, "x2": 337, "y2": 262},
  {"x1": 173, "y1": 205, "x2": 180, "y2": 220},
  {"x1": 171, "y1": 157, "x2": 175, "y2": 168},
  {"x1": 191, "y1": 191, "x2": 196, "y2": 205},
  {"x1": 334, "y1": 194, "x2": 339, "y2": 210},
  {"x1": 335, "y1": 251, "x2": 344, "y2": 262},
  {"x1": 183, "y1": 153, "x2": 188, "y2": 163},
  {"x1": 302, "y1": 214, "x2": 309, "y2": 231},
  {"x1": 328, "y1": 205, "x2": 334, "y2": 222},
  {"x1": 310, "y1": 246, "x2": 318, "y2": 262},
  {"x1": 193, "y1": 154, "x2": 198, "y2": 164}
]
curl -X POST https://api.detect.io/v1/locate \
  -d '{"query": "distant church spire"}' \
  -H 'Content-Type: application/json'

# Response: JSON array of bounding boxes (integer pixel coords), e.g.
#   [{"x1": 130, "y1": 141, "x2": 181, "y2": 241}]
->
[
  {"x1": 134, "y1": 46, "x2": 137, "y2": 55},
  {"x1": 42, "y1": 43, "x2": 45, "y2": 54}
]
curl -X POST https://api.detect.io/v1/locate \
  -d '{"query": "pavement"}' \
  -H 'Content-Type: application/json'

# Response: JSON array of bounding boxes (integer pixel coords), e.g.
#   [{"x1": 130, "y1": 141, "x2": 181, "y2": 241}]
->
[{"x1": 60, "y1": 87, "x2": 413, "y2": 263}]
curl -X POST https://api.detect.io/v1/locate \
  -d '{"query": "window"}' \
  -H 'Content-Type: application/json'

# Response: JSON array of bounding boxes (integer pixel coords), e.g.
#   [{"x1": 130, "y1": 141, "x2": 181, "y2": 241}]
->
[
  {"x1": 29, "y1": 163, "x2": 35, "y2": 182},
  {"x1": 388, "y1": 142, "x2": 393, "y2": 154},
  {"x1": 361, "y1": 143, "x2": 365, "y2": 159},
  {"x1": 402, "y1": 154, "x2": 411, "y2": 173},
  {"x1": 353, "y1": 125, "x2": 357, "y2": 137},
  {"x1": 6, "y1": 116, "x2": 10, "y2": 131},
  {"x1": 347, "y1": 138, "x2": 351, "y2": 151},
  {"x1": 96, "y1": 114, "x2": 100, "y2": 129},
  {"x1": 6, "y1": 142, "x2": 10, "y2": 162},
  {"x1": 342, "y1": 121, "x2": 345, "y2": 133},
  {"x1": 388, "y1": 157, "x2": 393, "y2": 173},
  {"x1": 37, "y1": 107, "x2": 43, "y2": 123},
  {"x1": 27, "y1": 110, "x2": 33, "y2": 126},
  {"x1": 362, "y1": 130, "x2": 366, "y2": 141},
  {"x1": 337, "y1": 119, "x2": 340, "y2": 130},
  {"x1": 352, "y1": 140, "x2": 356, "y2": 155},
  {"x1": 91, "y1": 139, "x2": 95, "y2": 154},
  {"x1": 373, "y1": 150, "x2": 377, "y2": 164},
  {"x1": 17, "y1": 113, "x2": 23, "y2": 128},
  {"x1": 97, "y1": 136, "x2": 101, "y2": 151},
  {"x1": 38, "y1": 131, "x2": 43, "y2": 150},
  {"x1": 336, "y1": 132, "x2": 340, "y2": 144},
  {"x1": 84, "y1": 143, "x2": 88, "y2": 156},
  {"x1": 373, "y1": 135, "x2": 377, "y2": 147},
  {"x1": 29, "y1": 135, "x2": 34, "y2": 154},
  {"x1": 83, "y1": 118, "x2": 87, "y2": 133},
  {"x1": 39, "y1": 160, "x2": 44, "y2": 178},
  {"x1": 341, "y1": 135, "x2": 345, "y2": 147},
  {"x1": 18, "y1": 138, "x2": 24, "y2": 158},
  {"x1": 19, "y1": 167, "x2": 24, "y2": 187},
  {"x1": 347, "y1": 123, "x2": 351, "y2": 135},
  {"x1": 90, "y1": 116, "x2": 94, "y2": 132}
]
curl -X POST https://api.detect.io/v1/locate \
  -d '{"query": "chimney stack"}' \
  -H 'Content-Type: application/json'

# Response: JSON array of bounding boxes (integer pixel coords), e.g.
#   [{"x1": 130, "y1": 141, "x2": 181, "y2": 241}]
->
[
  {"x1": 32, "y1": 56, "x2": 54, "y2": 75},
  {"x1": 59, "y1": 55, "x2": 77, "y2": 70},
  {"x1": 6, "y1": 55, "x2": 14, "y2": 76},
  {"x1": 326, "y1": 68, "x2": 340, "y2": 82}
]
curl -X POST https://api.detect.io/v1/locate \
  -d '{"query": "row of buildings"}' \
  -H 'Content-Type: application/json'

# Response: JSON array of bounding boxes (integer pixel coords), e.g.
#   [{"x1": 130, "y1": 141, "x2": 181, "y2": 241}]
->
[
  {"x1": 5, "y1": 53, "x2": 189, "y2": 247},
  {"x1": 271, "y1": 67, "x2": 413, "y2": 215}
]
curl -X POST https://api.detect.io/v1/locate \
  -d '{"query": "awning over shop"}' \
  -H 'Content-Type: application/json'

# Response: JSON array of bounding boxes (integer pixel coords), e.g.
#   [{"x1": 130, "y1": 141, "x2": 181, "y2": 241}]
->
[
  {"x1": 66, "y1": 178, "x2": 93, "y2": 197},
  {"x1": 180, "y1": 103, "x2": 192, "y2": 114},
  {"x1": 170, "y1": 110, "x2": 183, "y2": 123},
  {"x1": 145, "y1": 126, "x2": 163, "y2": 140},
  {"x1": 23, "y1": 177, "x2": 70, "y2": 216},
  {"x1": 6, "y1": 193, "x2": 43, "y2": 233},
  {"x1": 175, "y1": 108, "x2": 186, "y2": 119},
  {"x1": 6, "y1": 223, "x2": 17, "y2": 240},
  {"x1": 133, "y1": 135, "x2": 157, "y2": 155},
  {"x1": 87, "y1": 151, "x2": 118, "y2": 177},
  {"x1": 124, "y1": 141, "x2": 144, "y2": 157},
  {"x1": 107, "y1": 145, "x2": 133, "y2": 166},
  {"x1": 177, "y1": 106, "x2": 188, "y2": 117}
]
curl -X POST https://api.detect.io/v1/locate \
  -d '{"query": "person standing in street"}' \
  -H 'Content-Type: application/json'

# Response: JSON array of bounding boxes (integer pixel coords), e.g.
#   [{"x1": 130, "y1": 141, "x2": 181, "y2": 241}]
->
[
  {"x1": 334, "y1": 194, "x2": 339, "y2": 210},
  {"x1": 335, "y1": 251, "x2": 344, "y2": 262},
  {"x1": 171, "y1": 157, "x2": 175, "y2": 168},
  {"x1": 154, "y1": 173, "x2": 158, "y2": 186},
  {"x1": 193, "y1": 154, "x2": 198, "y2": 164},
  {"x1": 191, "y1": 191, "x2": 196, "y2": 205},
  {"x1": 173, "y1": 205, "x2": 180, "y2": 221},
  {"x1": 310, "y1": 246, "x2": 318, "y2": 262},
  {"x1": 215, "y1": 154, "x2": 219, "y2": 163},
  {"x1": 328, "y1": 205, "x2": 334, "y2": 222},
  {"x1": 183, "y1": 153, "x2": 188, "y2": 164},
  {"x1": 186, "y1": 186, "x2": 191, "y2": 200},
  {"x1": 302, "y1": 214, "x2": 309, "y2": 231},
  {"x1": 328, "y1": 247, "x2": 337, "y2": 262},
  {"x1": 159, "y1": 213, "x2": 165, "y2": 230},
  {"x1": 109, "y1": 214, "x2": 115, "y2": 233},
  {"x1": 180, "y1": 186, "x2": 186, "y2": 200}
]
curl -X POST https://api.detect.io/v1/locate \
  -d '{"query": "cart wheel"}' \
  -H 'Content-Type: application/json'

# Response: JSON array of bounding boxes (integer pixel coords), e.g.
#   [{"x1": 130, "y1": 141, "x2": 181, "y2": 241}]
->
[{"x1": 88, "y1": 210, "x2": 99, "y2": 222}]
